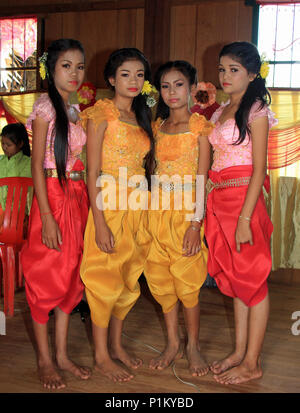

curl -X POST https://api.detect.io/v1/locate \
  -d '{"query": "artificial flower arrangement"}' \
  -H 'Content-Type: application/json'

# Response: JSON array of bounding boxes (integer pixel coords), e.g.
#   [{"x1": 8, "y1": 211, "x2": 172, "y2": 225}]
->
[
  {"x1": 77, "y1": 82, "x2": 97, "y2": 111},
  {"x1": 190, "y1": 81, "x2": 220, "y2": 120}
]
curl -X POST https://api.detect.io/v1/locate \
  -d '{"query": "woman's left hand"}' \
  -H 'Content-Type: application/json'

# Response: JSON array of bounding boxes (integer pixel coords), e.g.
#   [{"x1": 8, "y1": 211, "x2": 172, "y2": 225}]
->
[
  {"x1": 182, "y1": 225, "x2": 202, "y2": 256},
  {"x1": 235, "y1": 218, "x2": 253, "y2": 252}
]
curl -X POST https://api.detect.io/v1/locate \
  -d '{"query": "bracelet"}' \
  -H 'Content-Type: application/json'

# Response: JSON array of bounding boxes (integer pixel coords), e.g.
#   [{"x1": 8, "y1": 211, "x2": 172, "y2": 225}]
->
[
  {"x1": 191, "y1": 217, "x2": 203, "y2": 223},
  {"x1": 40, "y1": 211, "x2": 52, "y2": 216},
  {"x1": 190, "y1": 224, "x2": 200, "y2": 232},
  {"x1": 239, "y1": 215, "x2": 251, "y2": 221}
]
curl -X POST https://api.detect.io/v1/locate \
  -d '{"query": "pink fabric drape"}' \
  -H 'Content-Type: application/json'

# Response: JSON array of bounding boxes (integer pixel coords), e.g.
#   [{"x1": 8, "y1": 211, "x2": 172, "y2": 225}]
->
[{"x1": 0, "y1": 18, "x2": 37, "y2": 62}]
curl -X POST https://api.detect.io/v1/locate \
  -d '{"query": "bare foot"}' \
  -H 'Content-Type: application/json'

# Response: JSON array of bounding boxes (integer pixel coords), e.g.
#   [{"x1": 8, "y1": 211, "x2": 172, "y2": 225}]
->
[
  {"x1": 94, "y1": 357, "x2": 134, "y2": 382},
  {"x1": 56, "y1": 356, "x2": 91, "y2": 380},
  {"x1": 38, "y1": 361, "x2": 66, "y2": 390},
  {"x1": 149, "y1": 341, "x2": 183, "y2": 370},
  {"x1": 213, "y1": 359, "x2": 263, "y2": 385},
  {"x1": 210, "y1": 351, "x2": 244, "y2": 375},
  {"x1": 186, "y1": 343, "x2": 209, "y2": 377},
  {"x1": 110, "y1": 345, "x2": 142, "y2": 370}
]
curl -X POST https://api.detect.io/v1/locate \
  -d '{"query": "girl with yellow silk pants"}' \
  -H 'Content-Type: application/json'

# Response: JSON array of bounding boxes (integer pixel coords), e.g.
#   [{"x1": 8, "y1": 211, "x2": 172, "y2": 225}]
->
[
  {"x1": 80, "y1": 48, "x2": 155, "y2": 382},
  {"x1": 143, "y1": 61, "x2": 214, "y2": 376}
]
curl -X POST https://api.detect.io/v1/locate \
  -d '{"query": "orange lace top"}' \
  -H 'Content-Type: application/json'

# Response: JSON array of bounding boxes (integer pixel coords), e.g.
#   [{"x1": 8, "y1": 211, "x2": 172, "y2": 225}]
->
[
  {"x1": 80, "y1": 99, "x2": 150, "y2": 179},
  {"x1": 154, "y1": 113, "x2": 214, "y2": 180}
]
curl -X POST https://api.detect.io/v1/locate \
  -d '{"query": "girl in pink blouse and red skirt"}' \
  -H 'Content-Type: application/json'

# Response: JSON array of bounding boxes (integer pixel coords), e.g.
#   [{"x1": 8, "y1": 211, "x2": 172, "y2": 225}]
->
[
  {"x1": 21, "y1": 39, "x2": 90, "y2": 390},
  {"x1": 205, "y1": 42, "x2": 277, "y2": 385}
]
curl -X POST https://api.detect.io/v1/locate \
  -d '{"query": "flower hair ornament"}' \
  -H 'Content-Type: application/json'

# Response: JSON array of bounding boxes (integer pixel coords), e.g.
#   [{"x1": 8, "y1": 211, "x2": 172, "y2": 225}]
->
[
  {"x1": 259, "y1": 54, "x2": 270, "y2": 80},
  {"x1": 141, "y1": 80, "x2": 158, "y2": 108},
  {"x1": 39, "y1": 52, "x2": 48, "y2": 80}
]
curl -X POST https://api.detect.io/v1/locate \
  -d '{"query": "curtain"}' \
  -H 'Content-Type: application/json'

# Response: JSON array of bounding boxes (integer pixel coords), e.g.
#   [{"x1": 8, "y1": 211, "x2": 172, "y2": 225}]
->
[
  {"x1": 0, "y1": 100, "x2": 18, "y2": 135},
  {"x1": 0, "y1": 94, "x2": 39, "y2": 152},
  {"x1": 268, "y1": 90, "x2": 300, "y2": 269},
  {"x1": 268, "y1": 91, "x2": 300, "y2": 169},
  {"x1": 0, "y1": 93, "x2": 40, "y2": 125}
]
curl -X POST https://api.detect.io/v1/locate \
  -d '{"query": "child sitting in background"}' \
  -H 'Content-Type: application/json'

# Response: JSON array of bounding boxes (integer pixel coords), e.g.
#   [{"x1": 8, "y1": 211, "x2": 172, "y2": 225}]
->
[{"x1": 0, "y1": 123, "x2": 31, "y2": 228}]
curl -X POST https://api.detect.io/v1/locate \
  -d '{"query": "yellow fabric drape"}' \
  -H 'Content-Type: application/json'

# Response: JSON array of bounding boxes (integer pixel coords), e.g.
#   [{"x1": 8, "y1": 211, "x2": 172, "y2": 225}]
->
[
  {"x1": 268, "y1": 90, "x2": 300, "y2": 169},
  {"x1": 0, "y1": 93, "x2": 39, "y2": 155},
  {"x1": 269, "y1": 90, "x2": 300, "y2": 270},
  {"x1": 0, "y1": 93, "x2": 40, "y2": 124}
]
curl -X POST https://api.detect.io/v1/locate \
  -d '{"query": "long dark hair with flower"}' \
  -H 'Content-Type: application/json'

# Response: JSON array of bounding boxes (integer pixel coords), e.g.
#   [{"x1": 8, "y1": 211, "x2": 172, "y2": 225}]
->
[
  {"x1": 104, "y1": 48, "x2": 155, "y2": 186},
  {"x1": 219, "y1": 41, "x2": 271, "y2": 145},
  {"x1": 45, "y1": 38, "x2": 85, "y2": 184},
  {"x1": 154, "y1": 60, "x2": 198, "y2": 120}
]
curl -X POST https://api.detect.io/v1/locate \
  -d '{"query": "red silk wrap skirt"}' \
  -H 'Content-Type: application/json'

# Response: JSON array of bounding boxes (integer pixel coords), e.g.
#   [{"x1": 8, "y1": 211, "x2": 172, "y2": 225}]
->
[
  {"x1": 204, "y1": 165, "x2": 273, "y2": 307},
  {"x1": 21, "y1": 161, "x2": 89, "y2": 324}
]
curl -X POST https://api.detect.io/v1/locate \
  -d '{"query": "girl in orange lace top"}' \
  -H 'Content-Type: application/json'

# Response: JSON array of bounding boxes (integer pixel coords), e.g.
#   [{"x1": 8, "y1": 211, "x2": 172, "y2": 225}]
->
[
  {"x1": 80, "y1": 48, "x2": 154, "y2": 383},
  {"x1": 143, "y1": 61, "x2": 214, "y2": 376}
]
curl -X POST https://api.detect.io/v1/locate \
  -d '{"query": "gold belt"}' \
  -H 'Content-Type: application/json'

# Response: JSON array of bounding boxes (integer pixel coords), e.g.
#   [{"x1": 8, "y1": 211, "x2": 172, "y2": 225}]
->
[
  {"x1": 151, "y1": 177, "x2": 195, "y2": 192},
  {"x1": 206, "y1": 176, "x2": 251, "y2": 193},
  {"x1": 44, "y1": 169, "x2": 85, "y2": 181}
]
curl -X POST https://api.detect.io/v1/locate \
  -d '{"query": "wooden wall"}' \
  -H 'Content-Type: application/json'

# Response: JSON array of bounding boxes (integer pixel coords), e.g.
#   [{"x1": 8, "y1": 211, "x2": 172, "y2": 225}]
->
[
  {"x1": 44, "y1": 9, "x2": 144, "y2": 88},
  {"x1": 169, "y1": 1, "x2": 253, "y2": 85},
  {"x1": 0, "y1": 0, "x2": 253, "y2": 87}
]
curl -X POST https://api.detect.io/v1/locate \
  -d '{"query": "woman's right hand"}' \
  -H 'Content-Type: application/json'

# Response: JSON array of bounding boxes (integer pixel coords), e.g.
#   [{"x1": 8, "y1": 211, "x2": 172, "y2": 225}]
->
[
  {"x1": 95, "y1": 222, "x2": 115, "y2": 253},
  {"x1": 41, "y1": 214, "x2": 62, "y2": 251}
]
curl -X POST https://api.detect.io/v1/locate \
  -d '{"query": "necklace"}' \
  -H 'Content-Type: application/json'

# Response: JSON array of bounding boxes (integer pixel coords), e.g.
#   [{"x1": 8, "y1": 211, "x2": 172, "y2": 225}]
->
[{"x1": 66, "y1": 104, "x2": 78, "y2": 123}]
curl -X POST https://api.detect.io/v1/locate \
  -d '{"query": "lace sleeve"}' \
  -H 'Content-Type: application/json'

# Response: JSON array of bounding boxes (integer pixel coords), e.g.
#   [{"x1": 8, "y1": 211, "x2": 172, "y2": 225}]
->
[
  {"x1": 249, "y1": 101, "x2": 278, "y2": 129},
  {"x1": 189, "y1": 113, "x2": 215, "y2": 137},
  {"x1": 79, "y1": 98, "x2": 119, "y2": 131},
  {"x1": 26, "y1": 94, "x2": 54, "y2": 130}
]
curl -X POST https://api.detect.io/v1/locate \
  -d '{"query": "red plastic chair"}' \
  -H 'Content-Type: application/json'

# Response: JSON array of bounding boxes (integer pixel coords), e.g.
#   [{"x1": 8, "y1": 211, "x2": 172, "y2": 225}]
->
[{"x1": 0, "y1": 177, "x2": 33, "y2": 316}]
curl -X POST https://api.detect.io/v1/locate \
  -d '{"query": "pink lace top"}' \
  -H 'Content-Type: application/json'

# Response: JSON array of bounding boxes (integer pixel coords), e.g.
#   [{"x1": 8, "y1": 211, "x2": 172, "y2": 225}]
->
[
  {"x1": 26, "y1": 93, "x2": 86, "y2": 170},
  {"x1": 209, "y1": 100, "x2": 278, "y2": 172}
]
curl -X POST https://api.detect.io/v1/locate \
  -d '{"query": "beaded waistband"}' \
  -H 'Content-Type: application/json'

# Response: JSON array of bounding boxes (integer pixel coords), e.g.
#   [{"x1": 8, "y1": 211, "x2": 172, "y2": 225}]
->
[
  {"x1": 206, "y1": 176, "x2": 251, "y2": 193},
  {"x1": 158, "y1": 182, "x2": 195, "y2": 192},
  {"x1": 44, "y1": 169, "x2": 85, "y2": 181},
  {"x1": 151, "y1": 176, "x2": 195, "y2": 192}
]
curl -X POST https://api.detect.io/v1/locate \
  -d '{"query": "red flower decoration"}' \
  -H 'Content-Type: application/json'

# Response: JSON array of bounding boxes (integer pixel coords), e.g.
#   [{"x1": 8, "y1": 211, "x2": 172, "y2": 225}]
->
[
  {"x1": 77, "y1": 82, "x2": 97, "y2": 111},
  {"x1": 191, "y1": 82, "x2": 217, "y2": 109}
]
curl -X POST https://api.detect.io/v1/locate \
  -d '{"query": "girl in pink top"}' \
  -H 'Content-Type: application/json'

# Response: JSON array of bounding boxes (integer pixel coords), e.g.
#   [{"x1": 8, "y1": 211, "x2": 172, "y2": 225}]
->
[
  {"x1": 205, "y1": 42, "x2": 277, "y2": 385},
  {"x1": 21, "y1": 39, "x2": 90, "y2": 390}
]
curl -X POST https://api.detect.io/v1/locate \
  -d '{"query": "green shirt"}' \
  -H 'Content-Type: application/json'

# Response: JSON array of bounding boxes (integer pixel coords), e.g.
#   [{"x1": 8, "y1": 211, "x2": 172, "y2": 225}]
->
[{"x1": 0, "y1": 151, "x2": 31, "y2": 210}]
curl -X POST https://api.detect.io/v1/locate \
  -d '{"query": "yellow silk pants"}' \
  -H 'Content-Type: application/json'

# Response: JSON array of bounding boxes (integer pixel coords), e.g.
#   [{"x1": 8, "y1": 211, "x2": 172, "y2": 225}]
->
[
  {"x1": 80, "y1": 185, "x2": 150, "y2": 328},
  {"x1": 144, "y1": 190, "x2": 208, "y2": 314}
]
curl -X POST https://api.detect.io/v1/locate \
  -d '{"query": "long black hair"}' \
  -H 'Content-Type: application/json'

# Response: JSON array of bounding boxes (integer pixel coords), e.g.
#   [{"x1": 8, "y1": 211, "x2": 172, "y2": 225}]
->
[
  {"x1": 104, "y1": 48, "x2": 155, "y2": 186},
  {"x1": 45, "y1": 38, "x2": 85, "y2": 183},
  {"x1": 154, "y1": 60, "x2": 198, "y2": 120},
  {"x1": 1, "y1": 122, "x2": 31, "y2": 156},
  {"x1": 219, "y1": 41, "x2": 271, "y2": 145}
]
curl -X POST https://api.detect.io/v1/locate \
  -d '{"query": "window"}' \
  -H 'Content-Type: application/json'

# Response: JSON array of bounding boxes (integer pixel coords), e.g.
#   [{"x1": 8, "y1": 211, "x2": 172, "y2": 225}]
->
[
  {"x1": 257, "y1": 3, "x2": 300, "y2": 88},
  {"x1": 0, "y1": 17, "x2": 38, "y2": 94}
]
